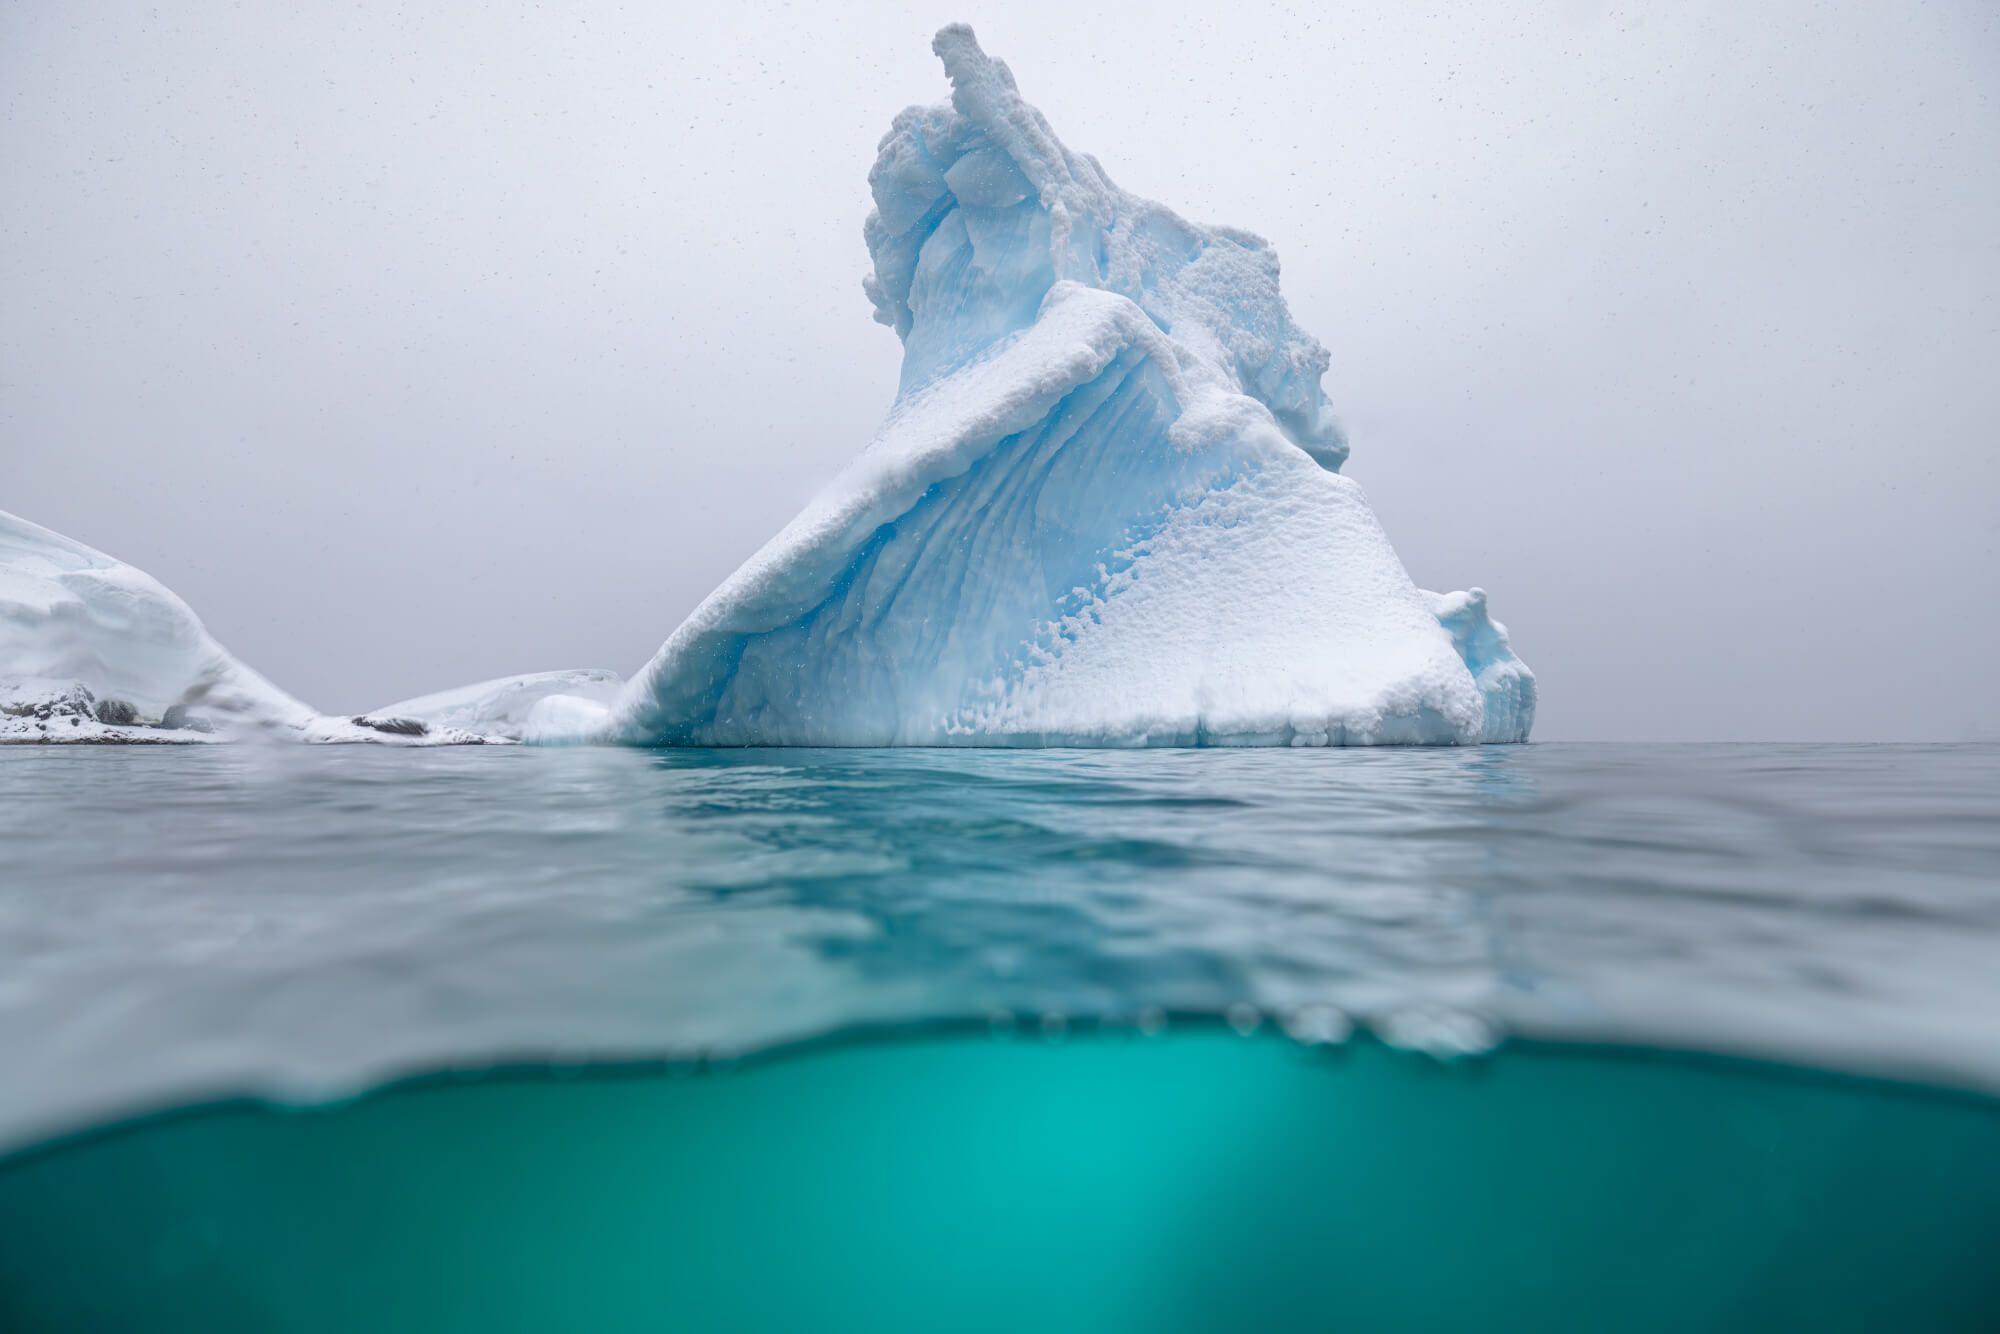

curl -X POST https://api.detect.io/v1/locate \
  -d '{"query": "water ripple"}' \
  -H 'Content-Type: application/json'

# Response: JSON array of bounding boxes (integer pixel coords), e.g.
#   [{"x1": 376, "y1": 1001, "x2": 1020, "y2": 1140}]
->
[{"x1": 0, "y1": 742, "x2": 1995, "y2": 1148}]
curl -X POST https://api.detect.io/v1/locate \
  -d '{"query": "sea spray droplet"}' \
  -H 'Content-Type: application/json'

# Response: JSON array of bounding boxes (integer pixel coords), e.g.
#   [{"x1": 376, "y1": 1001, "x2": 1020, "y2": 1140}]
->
[
  {"x1": 1137, "y1": 1007, "x2": 1169, "y2": 1038},
  {"x1": 1226, "y1": 1002, "x2": 1263, "y2": 1036}
]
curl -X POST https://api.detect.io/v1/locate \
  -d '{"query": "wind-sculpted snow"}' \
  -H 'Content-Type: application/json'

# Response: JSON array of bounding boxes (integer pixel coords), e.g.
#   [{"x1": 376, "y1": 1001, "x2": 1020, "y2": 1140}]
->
[{"x1": 605, "y1": 26, "x2": 1532, "y2": 747}]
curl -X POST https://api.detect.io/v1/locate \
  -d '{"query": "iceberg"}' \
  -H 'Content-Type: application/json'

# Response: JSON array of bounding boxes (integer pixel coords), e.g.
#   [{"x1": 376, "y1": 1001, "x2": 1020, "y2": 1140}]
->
[
  {"x1": 1, "y1": 509, "x2": 316, "y2": 743},
  {"x1": 365, "y1": 669, "x2": 625, "y2": 744},
  {"x1": 0, "y1": 510, "x2": 616, "y2": 745},
  {"x1": 2, "y1": 25, "x2": 1531, "y2": 748},
  {"x1": 602, "y1": 26, "x2": 1531, "y2": 746}
]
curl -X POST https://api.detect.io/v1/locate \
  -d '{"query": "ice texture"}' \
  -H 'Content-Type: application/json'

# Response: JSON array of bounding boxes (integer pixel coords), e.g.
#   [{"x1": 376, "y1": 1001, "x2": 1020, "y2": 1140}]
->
[{"x1": 606, "y1": 26, "x2": 1531, "y2": 746}]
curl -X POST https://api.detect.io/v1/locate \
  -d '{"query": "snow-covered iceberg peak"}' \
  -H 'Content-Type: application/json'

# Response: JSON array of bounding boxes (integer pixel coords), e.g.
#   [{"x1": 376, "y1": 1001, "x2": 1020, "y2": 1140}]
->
[
  {"x1": 866, "y1": 25, "x2": 1345, "y2": 470},
  {"x1": 606, "y1": 27, "x2": 1533, "y2": 747}
]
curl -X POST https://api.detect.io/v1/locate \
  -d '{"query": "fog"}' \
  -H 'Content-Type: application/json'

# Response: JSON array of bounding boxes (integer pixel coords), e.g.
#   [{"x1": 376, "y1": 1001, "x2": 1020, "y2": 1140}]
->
[{"x1": 4, "y1": 1, "x2": 1995, "y2": 739}]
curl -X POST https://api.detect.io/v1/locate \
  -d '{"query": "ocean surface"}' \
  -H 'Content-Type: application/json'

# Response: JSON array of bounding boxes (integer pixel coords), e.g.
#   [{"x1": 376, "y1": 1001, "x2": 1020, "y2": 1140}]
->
[{"x1": 2, "y1": 742, "x2": 1997, "y2": 1329}]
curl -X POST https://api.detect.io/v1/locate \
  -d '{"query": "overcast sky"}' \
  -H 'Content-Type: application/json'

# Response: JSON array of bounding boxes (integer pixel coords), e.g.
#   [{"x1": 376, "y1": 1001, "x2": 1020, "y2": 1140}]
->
[{"x1": 4, "y1": 1, "x2": 1995, "y2": 740}]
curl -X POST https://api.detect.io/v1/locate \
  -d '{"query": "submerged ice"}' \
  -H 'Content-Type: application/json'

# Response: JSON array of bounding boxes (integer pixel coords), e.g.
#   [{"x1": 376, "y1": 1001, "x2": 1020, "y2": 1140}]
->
[{"x1": 2, "y1": 25, "x2": 1531, "y2": 748}]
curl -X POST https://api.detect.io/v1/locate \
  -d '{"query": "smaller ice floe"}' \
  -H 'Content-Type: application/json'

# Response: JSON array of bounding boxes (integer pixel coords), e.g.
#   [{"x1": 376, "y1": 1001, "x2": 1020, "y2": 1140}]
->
[
  {"x1": 2, "y1": 509, "x2": 313, "y2": 743},
  {"x1": 364, "y1": 669, "x2": 623, "y2": 743},
  {"x1": 0, "y1": 508, "x2": 578, "y2": 746}
]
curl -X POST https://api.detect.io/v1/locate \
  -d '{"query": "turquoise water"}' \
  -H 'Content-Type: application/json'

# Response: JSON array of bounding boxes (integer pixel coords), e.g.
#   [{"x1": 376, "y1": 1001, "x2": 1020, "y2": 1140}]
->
[
  {"x1": 5, "y1": 1033, "x2": 2000, "y2": 1333},
  {"x1": 2, "y1": 743, "x2": 1997, "y2": 1328}
]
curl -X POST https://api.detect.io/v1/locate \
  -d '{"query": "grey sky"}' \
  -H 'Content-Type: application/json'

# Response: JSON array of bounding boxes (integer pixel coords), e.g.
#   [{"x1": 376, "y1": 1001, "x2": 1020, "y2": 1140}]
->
[{"x1": 4, "y1": 1, "x2": 1995, "y2": 740}]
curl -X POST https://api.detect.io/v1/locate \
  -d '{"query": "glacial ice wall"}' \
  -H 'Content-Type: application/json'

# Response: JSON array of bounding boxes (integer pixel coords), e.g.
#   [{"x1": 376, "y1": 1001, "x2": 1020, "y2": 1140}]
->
[{"x1": 604, "y1": 26, "x2": 1531, "y2": 746}]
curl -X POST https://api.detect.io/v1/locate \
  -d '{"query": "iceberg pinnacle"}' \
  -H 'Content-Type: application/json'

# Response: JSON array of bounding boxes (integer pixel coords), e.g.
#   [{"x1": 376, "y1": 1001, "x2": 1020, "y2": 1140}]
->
[
  {"x1": 605, "y1": 26, "x2": 1532, "y2": 746},
  {"x1": 868, "y1": 25, "x2": 1346, "y2": 470}
]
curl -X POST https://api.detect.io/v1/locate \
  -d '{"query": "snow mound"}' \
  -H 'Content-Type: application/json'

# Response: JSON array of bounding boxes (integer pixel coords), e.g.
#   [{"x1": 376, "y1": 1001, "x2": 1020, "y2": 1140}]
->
[
  {"x1": 366, "y1": 669, "x2": 623, "y2": 743},
  {"x1": 1, "y1": 510, "x2": 315, "y2": 742},
  {"x1": 867, "y1": 25, "x2": 1346, "y2": 471},
  {"x1": 0, "y1": 509, "x2": 597, "y2": 746},
  {"x1": 603, "y1": 27, "x2": 1531, "y2": 746}
]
